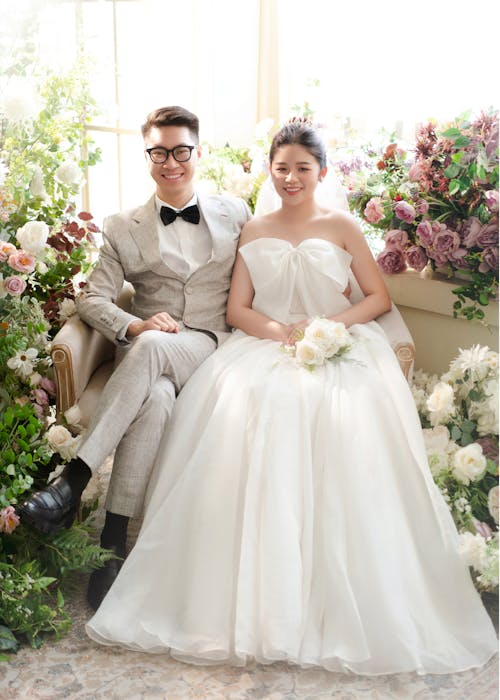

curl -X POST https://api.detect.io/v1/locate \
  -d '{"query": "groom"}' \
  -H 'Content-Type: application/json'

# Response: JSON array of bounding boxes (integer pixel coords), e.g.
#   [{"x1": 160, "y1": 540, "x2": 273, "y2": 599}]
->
[{"x1": 18, "y1": 105, "x2": 251, "y2": 608}]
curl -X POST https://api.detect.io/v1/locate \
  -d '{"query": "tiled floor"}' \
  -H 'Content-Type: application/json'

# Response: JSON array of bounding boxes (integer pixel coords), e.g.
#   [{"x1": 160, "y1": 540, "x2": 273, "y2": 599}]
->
[{"x1": 2, "y1": 459, "x2": 498, "y2": 699}]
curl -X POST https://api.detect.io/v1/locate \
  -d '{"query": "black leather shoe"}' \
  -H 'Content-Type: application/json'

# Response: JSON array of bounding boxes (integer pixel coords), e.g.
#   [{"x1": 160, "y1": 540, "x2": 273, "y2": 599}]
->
[
  {"x1": 87, "y1": 549, "x2": 124, "y2": 611},
  {"x1": 17, "y1": 473, "x2": 81, "y2": 535}
]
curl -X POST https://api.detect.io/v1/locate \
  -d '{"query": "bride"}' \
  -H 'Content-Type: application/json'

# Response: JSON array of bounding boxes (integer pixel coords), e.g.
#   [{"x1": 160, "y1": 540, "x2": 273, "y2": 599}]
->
[{"x1": 86, "y1": 118, "x2": 497, "y2": 674}]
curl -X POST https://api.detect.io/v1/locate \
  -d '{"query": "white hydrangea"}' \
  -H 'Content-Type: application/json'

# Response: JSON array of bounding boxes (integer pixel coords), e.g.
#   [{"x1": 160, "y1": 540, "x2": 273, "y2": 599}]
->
[{"x1": 458, "y1": 531, "x2": 489, "y2": 571}]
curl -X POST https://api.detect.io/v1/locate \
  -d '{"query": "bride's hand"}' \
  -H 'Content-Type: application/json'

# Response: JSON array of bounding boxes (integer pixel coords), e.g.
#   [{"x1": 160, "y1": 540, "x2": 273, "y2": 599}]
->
[{"x1": 285, "y1": 319, "x2": 310, "y2": 345}]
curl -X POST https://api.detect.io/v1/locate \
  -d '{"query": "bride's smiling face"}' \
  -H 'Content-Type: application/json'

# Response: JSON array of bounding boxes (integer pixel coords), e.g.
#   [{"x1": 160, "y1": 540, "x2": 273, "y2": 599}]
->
[{"x1": 270, "y1": 144, "x2": 327, "y2": 204}]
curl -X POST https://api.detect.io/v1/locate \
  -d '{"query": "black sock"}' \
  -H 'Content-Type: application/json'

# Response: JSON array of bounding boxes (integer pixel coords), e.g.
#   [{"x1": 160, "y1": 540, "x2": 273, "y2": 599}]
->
[
  {"x1": 100, "y1": 511, "x2": 129, "y2": 556},
  {"x1": 60, "y1": 457, "x2": 92, "y2": 493}
]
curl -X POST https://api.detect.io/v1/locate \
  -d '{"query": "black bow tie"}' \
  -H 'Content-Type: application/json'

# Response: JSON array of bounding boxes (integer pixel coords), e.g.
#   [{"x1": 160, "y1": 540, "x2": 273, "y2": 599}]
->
[{"x1": 160, "y1": 204, "x2": 200, "y2": 226}]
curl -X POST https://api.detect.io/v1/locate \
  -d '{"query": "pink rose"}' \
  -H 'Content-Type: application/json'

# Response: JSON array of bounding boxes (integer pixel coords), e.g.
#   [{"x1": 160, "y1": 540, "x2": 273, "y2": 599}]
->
[
  {"x1": 485, "y1": 190, "x2": 499, "y2": 211},
  {"x1": 461, "y1": 217, "x2": 482, "y2": 248},
  {"x1": 0, "y1": 241, "x2": 17, "y2": 262},
  {"x1": 479, "y1": 247, "x2": 499, "y2": 273},
  {"x1": 0, "y1": 506, "x2": 20, "y2": 534},
  {"x1": 377, "y1": 248, "x2": 407, "y2": 274},
  {"x1": 415, "y1": 199, "x2": 429, "y2": 215},
  {"x1": 384, "y1": 228, "x2": 409, "y2": 251},
  {"x1": 3, "y1": 275, "x2": 27, "y2": 295},
  {"x1": 405, "y1": 245, "x2": 428, "y2": 272},
  {"x1": 408, "y1": 163, "x2": 424, "y2": 181},
  {"x1": 363, "y1": 197, "x2": 386, "y2": 224},
  {"x1": 434, "y1": 228, "x2": 461, "y2": 256},
  {"x1": 476, "y1": 222, "x2": 499, "y2": 249},
  {"x1": 8, "y1": 250, "x2": 36, "y2": 274},
  {"x1": 416, "y1": 220, "x2": 434, "y2": 248},
  {"x1": 394, "y1": 200, "x2": 416, "y2": 223}
]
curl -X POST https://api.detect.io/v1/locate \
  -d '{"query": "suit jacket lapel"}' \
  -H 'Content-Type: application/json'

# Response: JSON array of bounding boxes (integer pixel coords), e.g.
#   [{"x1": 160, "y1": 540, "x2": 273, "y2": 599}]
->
[{"x1": 129, "y1": 195, "x2": 186, "y2": 279}]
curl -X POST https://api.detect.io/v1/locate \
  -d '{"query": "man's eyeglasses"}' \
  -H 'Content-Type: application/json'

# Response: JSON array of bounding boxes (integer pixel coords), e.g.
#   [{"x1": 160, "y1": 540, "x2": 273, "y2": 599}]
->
[{"x1": 145, "y1": 145, "x2": 195, "y2": 164}]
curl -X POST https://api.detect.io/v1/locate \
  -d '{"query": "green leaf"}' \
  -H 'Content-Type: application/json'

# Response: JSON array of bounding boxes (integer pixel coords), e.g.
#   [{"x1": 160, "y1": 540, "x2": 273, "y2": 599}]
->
[
  {"x1": 0, "y1": 626, "x2": 19, "y2": 652},
  {"x1": 441, "y1": 128, "x2": 461, "y2": 138},
  {"x1": 444, "y1": 164, "x2": 460, "y2": 178},
  {"x1": 454, "y1": 135, "x2": 471, "y2": 148},
  {"x1": 449, "y1": 179, "x2": 460, "y2": 195},
  {"x1": 451, "y1": 425, "x2": 462, "y2": 441}
]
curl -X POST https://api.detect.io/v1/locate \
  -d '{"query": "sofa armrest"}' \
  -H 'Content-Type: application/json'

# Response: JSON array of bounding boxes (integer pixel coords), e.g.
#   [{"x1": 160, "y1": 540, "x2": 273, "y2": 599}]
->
[
  {"x1": 376, "y1": 303, "x2": 415, "y2": 381},
  {"x1": 51, "y1": 315, "x2": 115, "y2": 416}
]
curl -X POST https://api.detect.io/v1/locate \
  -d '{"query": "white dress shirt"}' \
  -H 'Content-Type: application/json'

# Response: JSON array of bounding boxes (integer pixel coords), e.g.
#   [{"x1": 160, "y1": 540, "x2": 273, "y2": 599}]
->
[{"x1": 155, "y1": 194, "x2": 212, "y2": 278}]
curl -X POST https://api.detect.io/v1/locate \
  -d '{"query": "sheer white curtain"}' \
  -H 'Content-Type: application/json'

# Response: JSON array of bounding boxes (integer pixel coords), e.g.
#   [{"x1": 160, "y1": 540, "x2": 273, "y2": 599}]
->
[{"x1": 272, "y1": 0, "x2": 499, "y2": 140}]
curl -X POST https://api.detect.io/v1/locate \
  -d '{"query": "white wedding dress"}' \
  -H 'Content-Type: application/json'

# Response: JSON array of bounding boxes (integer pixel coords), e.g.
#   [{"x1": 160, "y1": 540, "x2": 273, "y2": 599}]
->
[{"x1": 86, "y1": 238, "x2": 497, "y2": 674}]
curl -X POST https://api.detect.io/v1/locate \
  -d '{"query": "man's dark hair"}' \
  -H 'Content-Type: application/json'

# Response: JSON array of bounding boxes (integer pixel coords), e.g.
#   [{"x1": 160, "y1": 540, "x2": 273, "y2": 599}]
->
[{"x1": 141, "y1": 106, "x2": 200, "y2": 143}]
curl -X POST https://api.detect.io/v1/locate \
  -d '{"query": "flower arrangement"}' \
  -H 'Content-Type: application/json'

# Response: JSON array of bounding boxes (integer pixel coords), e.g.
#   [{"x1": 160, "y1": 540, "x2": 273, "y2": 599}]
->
[
  {"x1": 412, "y1": 345, "x2": 499, "y2": 591},
  {"x1": 0, "y1": 56, "x2": 111, "y2": 650},
  {"x1": 196, "y1": 118, "x2": 274, "y2": 212},
  {"x1": 281, "y1": 317, "x2": 354, "y2": 370},
  {"x1": 337, "y1": 111, "x2": 499, "y2": 322}
]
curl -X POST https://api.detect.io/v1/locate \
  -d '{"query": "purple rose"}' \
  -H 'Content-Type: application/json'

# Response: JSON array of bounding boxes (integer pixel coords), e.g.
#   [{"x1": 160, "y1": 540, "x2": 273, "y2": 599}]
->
[
  {"x1": 485, "y1": 190, "x2": 499, "y2": 212},
  {"x1": 376, "y1": 248, "x2": 407, "y2": 274},
  {"x1": 416, "y1": 220, "x2": 434, "y2": 248},
  {"x1": 394, "y1": 200, "x2": 416, "y2": 223},
  {"x1": 31, "y1": 388, "x2": 49, "y2": 406},
  {"x1": 4, "y1": 275, "x2": 26, "y2": 295},
  {"x1": 448, "y1": 247, "x2": 469, "y2": 269},
  {"x1": 40, "y1": 376, "x2": 57, "y2": 396},
  {"x1": 479, "y1": 246, "x2": 499, "y2": 273},
  {"x1": 405, "y1": 245, "x2": 428, "y2": 272},
  {"x1": 460, "y1": 217, "x2": 482, "y2": 248},
  {"x1": 476, "y1": 436, "x2": 499, "y2": 466},
  {"x1": 476, "y1": 222, "x2": 499, "y2": 249},
  {"x1": 426, "y1": 247, "x2": 449, "y2": 267},
  {"x1": 384, "y1": 228, "x2": 409, "y2": 251},
  {"x1": 434, "y1": 228, "x2": 461, "y2": 256},
  {"x1": 415, "y1": 199, "x2": 429, "y2": 215}
]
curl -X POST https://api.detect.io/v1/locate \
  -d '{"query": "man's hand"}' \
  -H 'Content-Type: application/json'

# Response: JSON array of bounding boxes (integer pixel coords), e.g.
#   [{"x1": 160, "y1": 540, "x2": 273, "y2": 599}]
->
[{"x1": 126, "y1": 313, "x2": 179, "y2": 338}]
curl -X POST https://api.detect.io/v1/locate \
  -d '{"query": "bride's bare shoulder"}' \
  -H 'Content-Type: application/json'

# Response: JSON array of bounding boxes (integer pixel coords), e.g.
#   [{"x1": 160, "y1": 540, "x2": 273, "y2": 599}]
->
[{"x1": 239, "y1": 212, "x2": 279, "y2": 246}]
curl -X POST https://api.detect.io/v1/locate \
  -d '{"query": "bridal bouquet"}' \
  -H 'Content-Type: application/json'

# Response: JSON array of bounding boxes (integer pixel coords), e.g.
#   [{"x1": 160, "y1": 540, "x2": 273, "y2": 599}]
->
[{"x1": 282, "y1": 318, "x2": 353, "y2": 370}]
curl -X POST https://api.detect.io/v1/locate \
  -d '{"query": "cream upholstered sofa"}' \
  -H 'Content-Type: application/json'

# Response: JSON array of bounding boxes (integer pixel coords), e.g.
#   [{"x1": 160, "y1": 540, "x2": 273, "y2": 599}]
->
[{"x1": 51, "y1": 282, "x2": 415, "y2": 425}]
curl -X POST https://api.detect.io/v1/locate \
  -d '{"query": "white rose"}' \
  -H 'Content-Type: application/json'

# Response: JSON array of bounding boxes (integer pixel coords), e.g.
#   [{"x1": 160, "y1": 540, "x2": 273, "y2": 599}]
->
[
  {"x1": 295, "y1": 339, "x2": 325, "y2": 367},
  {"x1": 16, "y1": 221, "x2": 49, "y2": 254},
  {"x1": 64, "y1": 404, "x2": 82, "y2": 427},
  {"x1": 55, "y1": 160, "x2": 82, "y2": 186},
  {"x1": 426, "y1": 382, "x2": 456, "y2": 426},
  {"x1": 304, "y1": 319, "x2": 351, "y2": 358},
  {"x1": 488, "y1": 486, "x2": 499, "y2": 524},
  {"x1": 46, "y1": 425, "x2": 81, "y2": 460},
  {"x1": 452, "y1": 443, "x2": 487, "y2": 485},
  {"x1": 422, "y1": 425, "x2": 452, "y2": 453}
]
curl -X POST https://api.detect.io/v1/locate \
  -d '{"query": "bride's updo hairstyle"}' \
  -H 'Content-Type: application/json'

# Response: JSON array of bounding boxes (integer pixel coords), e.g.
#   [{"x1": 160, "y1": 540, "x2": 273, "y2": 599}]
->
[{"x1": 269, "y1": 116, "x2": 327, "y2": 169}]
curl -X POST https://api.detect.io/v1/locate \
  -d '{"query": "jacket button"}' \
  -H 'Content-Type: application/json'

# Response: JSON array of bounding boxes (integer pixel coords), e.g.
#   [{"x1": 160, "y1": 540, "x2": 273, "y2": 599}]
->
[{"x1": 185, "y1": 286, "x2": 193, "y2": 294}]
